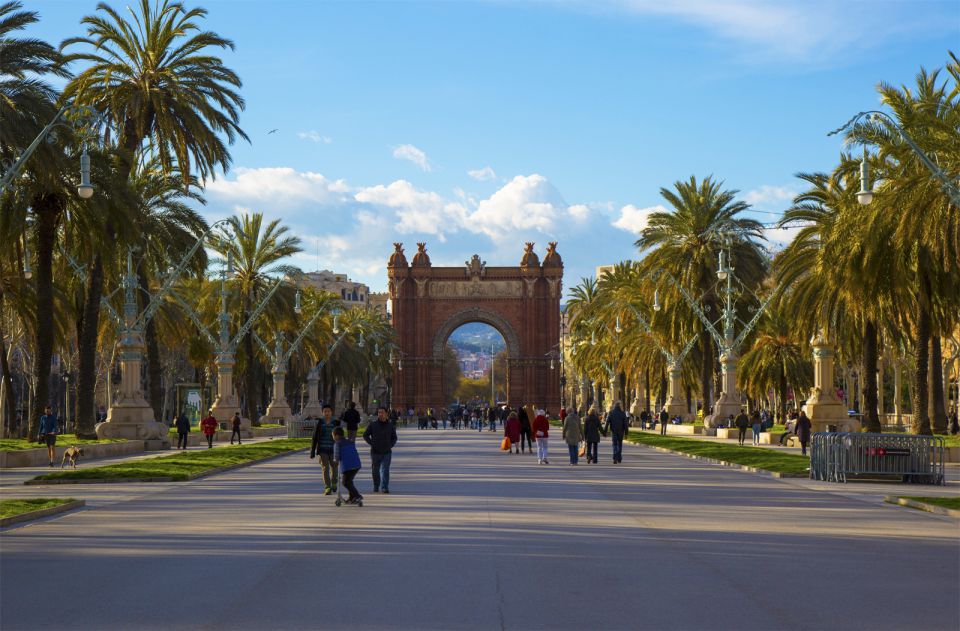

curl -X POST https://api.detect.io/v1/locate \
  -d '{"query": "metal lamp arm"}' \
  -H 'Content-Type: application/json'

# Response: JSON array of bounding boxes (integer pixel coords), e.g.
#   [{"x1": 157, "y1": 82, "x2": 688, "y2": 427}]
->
[
  {"x1": 133, "y1": 219, "x2": 233, "y2": 331},
  {"x1": 168, "y1": 290, "x2": 218, "y2": 347},
  {"x1": 278, "y1": 307, "x2": 335, "y2": 367},
  {"x1": 830, "y1": 110, "x2": 960, "y2": 205},
  {"x1": 659, "y1": 271, "x2": 724, "y2": 346},
  {"x1": 731, "y1": 292, "x2": 776, "y2": 351},
  {"x1": 624, "y1": 302, "x2": 676, "y2": 365},
  {"x1": 228, "y1": 279, "x2": 285, "y2": 352},
  {"x1": 250, "y1": 330, "x2": 273, "y2": 358}
]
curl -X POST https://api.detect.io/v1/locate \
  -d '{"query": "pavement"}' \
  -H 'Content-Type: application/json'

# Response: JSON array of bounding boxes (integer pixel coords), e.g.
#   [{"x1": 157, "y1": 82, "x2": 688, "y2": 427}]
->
[{"x1": 1, "y1": 428, "x2": 958, "y2": 631}]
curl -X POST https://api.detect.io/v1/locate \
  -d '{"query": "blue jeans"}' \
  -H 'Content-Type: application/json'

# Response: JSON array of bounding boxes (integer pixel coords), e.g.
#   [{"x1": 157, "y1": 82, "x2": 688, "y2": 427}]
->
[
  {"x1": 611, "y1": 434, "x2": 623, "y2": 463},
  {"x1": 371, "y1": 451, "x2": 392, "y2": 491},
  {"x1": 567, "y1": 443, "x2": 579, "y2": 464}
]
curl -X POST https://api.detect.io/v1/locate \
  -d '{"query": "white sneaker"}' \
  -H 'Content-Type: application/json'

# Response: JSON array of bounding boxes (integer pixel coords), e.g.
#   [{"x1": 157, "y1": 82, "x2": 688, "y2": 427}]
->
[{"x1": 538, "y1": 459, "x2": 543, "y2": 464}]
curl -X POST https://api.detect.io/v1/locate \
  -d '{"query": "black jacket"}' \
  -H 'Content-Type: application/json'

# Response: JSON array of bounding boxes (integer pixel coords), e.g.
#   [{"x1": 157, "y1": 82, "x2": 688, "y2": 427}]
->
[
  {"x1": 584, "y1": 413, "x2": 602, "y2": 442},
  {"x1": 175, "y1": 414, "x2": 191, "y2": 433},
  {"x1": 342, "y1": 408, "x2": 361, "y2": 430},
  {"x1": 363, "y1": 420, "x2": 398, "y2": 454},
  {"x1": 604, "y1": 407, "x2": 628, "y2": 436},
  {"x1": 735, "y1": 413, "x2": 750, "y2": 429},
  {"x1": 518, "y1": 408, "x2": 531, "y2": 431}
]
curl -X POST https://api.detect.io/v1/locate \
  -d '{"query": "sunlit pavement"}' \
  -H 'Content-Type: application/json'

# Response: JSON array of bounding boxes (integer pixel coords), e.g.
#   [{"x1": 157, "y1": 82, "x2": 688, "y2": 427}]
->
[{"x1": 1, "y1": 429, "x2": 958, "y2": 631}]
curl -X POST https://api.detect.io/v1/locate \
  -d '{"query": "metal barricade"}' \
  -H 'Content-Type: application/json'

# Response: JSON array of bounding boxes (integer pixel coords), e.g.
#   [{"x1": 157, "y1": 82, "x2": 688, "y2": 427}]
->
[
  {"x1": 809, "y1": 432, "x2": 945, "y2": 485},
  {"x1": 287, "y1": 417, "x2": 319, "y2": 439}
]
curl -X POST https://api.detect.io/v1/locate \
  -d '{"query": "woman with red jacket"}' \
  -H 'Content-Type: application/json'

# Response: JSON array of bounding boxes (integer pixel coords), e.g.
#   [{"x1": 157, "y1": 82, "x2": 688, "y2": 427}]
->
[
  {"x1": 200, "y1": 412, "x2": 219, "y2": 449},
  {"x1": 531, "y1": 409, "x2": 550, "y2": 464},
  {"x1": 504, "y1": 412, "x2": 521, "y2": 454}
]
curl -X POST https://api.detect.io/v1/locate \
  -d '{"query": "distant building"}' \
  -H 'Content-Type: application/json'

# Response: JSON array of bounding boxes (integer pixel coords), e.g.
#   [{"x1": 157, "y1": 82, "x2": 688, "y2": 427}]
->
[
  {"x1": 595, "y1": 265, "x2": 615, "y2": 280},
  {"x1": 296, "y1": 270, "x2": 371, "y2": 308}
]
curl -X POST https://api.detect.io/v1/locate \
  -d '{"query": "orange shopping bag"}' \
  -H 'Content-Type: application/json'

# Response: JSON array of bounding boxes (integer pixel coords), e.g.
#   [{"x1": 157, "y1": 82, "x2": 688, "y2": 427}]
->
[
  {"x1": 578, "y1": 442, "x2": 586, "y2": 458},
  {"x1": 501, "y1": 437, "x2": 511, "y2": 451}
]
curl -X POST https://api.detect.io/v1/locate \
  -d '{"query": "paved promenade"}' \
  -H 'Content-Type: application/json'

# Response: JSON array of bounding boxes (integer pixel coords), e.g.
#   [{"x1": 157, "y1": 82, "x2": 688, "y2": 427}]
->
[{"x1": 2, "y1": 429, "x2": 958, "y2": 630}]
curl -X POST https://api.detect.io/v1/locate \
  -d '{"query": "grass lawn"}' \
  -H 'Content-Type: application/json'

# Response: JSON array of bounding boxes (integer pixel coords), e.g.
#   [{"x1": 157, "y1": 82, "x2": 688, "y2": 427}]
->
[
  {"x1": 1, "y1": 498, "x2": 76, "y2": 519},
  {"x1": 899, "y1": 496, "x2": 960, "y2": 510},
  {"x1": 253, "y1": 423, "x2": 284, "y2": 429},
  {"x1": 624, "y1": 431, "x2": 811, "y2": 475},
  {"x1": 0, "y1": 434, "x2": 127, "y2": 452},
  {"x1": 935, "y1": 434, "x2": 960, "y2": 448},
  {"x1": 31, "y1": 438, "x2": 310, "y2": 482}
]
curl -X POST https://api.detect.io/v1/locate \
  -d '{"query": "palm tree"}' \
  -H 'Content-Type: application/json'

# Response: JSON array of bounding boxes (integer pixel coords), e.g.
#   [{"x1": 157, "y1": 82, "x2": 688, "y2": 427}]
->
[
  {"x1": 846, "y1": 60, "x2": 960, "y2": 434},
  {"x1": 635, "y1": 175, "x2": 767, "y2": 414},
  {"x1": 210, "y1": 213, "x2": 301, "y2": 420},
  {"x1": 61, "y1": 0, "x2": 247, "y2": 426}
]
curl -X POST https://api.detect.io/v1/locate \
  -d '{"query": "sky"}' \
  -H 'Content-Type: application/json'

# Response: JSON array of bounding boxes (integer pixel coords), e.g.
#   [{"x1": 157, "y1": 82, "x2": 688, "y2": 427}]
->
[{"x1": 27, "y1": 0, "x2": 960, "y2": 296}]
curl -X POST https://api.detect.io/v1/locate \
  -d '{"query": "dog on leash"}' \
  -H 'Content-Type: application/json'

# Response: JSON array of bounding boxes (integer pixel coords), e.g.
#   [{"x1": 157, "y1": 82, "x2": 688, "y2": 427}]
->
[{"x1": 60, "y1": 446, "x2": 84, "y2": 469}]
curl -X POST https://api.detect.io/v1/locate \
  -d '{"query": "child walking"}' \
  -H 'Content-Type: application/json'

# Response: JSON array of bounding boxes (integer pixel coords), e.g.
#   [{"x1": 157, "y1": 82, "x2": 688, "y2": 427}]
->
[{"x1": 333, "y1": 427, "x2": 363, "y2": 504}]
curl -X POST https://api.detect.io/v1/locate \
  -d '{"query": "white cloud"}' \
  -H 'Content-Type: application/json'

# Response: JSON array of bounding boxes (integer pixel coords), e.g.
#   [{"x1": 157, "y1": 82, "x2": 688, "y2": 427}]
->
[
  {"x1": 467, "y1": 166, "x2": 497, "y2": 181},
  {"x1": 298, "y1": 131, "x2": 332, "y2": 144},
  {"x1": 744, "y1": 184, "x2": 796, "y2": 209},
  {"x1": 612, "y1": 204, "x2": 665, "y2": 235},
  {"x1": 392, "y1": 144, "x2": 432, "y2": 172},
  {"x1": 355, "y1": 180, "x2": 466, "y2": 241},
  {"x1": 204, "y1": 167, "x2": 351, "y2": 207},
  {"x1": 466, "y1": 174, "x2": 569, "y2": 240}
]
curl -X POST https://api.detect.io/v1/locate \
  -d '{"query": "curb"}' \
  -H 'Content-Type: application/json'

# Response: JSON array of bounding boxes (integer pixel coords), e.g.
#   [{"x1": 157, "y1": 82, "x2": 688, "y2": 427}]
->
[
  {"x1": 23, "y1": 447, "x2": 309, "y2": 486},
  {"x1": 0, "y1": 500, "x2": 86, "y2": 527},
  {"x1": 627, "y1": 441, "x2": 809, "y2": 479},
  {"x1": 883, "y1": 496, "x2": 960, "y2": 518}
]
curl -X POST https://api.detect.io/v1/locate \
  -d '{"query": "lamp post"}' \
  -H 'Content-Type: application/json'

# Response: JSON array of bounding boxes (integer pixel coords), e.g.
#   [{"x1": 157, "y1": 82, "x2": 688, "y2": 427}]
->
[
  {"x1": 829, "y1": 110, "x2": 960, "y2": 207},
  {"x1": 655, "y1": 242, "x2": 775, "y2": 427},
  {"x1": 0, "y1": 104, "x2": 99, "y2": 198}
]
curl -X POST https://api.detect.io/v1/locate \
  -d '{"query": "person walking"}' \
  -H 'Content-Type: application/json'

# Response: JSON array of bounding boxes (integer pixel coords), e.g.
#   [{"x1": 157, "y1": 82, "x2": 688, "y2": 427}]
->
[
  {"x1": 603, "y1": 401, "x2": 628, "y2": 464},
  {"x1": 583, "y1": 407, "x2": 602, "y2": 464},
  {"x1": 200, "y1": 411, "x2": 218, "y2": 449},
  {"x1": 735, "y1": 409, "x2": 750, "y2": 446},
  {"x1": 532, "y1": 409, "x2": 550, "y2": 464},
  {"x1": 332, "y1": 427, "x2": 363, "y2": 504},
  {"x1": 230, "y1": 412, "x2": 243, "y2": 444},
  {"x1": 175, "y1": 410, "x2": 191, "y2": 450},
  {"x1": 562, "y1": 408, "x2": 583, "y2": 465},
  {"x1": 751, "y1": 410, "x2": 762, "y2": 446},
  {"x1": 504, "y1": 411, "x2": 521, "y2": 454},
  {"x1": 659, "y1": 407, "x2": 669, "y2": 436},
  {"x1": 310, "y1": 404, "x2": 340, "y2": 495},
  {"x1": 518, "y1": 406, "x2": 534, "y2": 454},
  {"x1": 342, "y1": 401, "x2": 361, "y2": 441},
  {"x1": 796, "y1": 410, "x2": 812, "y2": 456},
  {"x1": 363, "y1": 407, "x2": 398, "y2": 493},
  {"x1": 38, "y1": 405, "x2": 58, "y2": 467}
]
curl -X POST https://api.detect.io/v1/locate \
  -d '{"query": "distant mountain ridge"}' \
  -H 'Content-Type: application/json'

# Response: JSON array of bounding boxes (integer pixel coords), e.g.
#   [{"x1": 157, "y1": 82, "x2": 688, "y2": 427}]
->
[{"x1": 446, "y1": 322, "x2": 506, "y2": 354}]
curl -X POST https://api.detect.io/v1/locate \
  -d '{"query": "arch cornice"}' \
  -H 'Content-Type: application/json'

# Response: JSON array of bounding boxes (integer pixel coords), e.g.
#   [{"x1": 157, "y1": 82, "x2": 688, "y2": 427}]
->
[{"x1": 432, "y1": 307, "x2": 521, "y2": 358}]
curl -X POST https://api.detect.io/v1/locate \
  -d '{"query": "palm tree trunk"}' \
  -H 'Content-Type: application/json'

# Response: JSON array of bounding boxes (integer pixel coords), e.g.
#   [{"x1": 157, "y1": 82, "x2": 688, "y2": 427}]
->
[
  {"x1": 243, "y1": 329, "x2": 257, "y2": 420},
  {"x1": 778, "y1": 363, "x2": 788, "y2": 422},
  {"x1": 930, "y1": 336, "x2": 948, "y2": 434},
  {"x1": 912, "y1": 303, "x2": 932, "y2": 435},
  {"x1": 644, "y1": 368, "x2": 650, "y2": 413},
  {"x1": 0, "y1": 285, "x2": 17, "y2": 434},
  {"x1": 862, "y1": 319, "x2": 881, "y2": 433},
  {"x1": 28, "y1": 192, "x2": 63, "y2": 438},
  {"x1": 75, "y1": 254, "x2": 104, "y2": 438}
]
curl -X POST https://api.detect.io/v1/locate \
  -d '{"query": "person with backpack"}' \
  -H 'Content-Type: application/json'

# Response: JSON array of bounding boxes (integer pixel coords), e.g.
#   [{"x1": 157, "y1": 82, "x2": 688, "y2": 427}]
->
[
  {"x1": 333, "y1": 427, "x2": 363, "y2": 504},
  {"x1": 230, "y1": 412, "x2": 243, "y2": 445},
  {"x1": 310, "y1": 404, "x2": 340, "y2": 495},
  {"x1": 532, "y1": 409, "x2": 550, "y2": 464},
  {"x1": 658, "y1": 407, "x2": 669, "y2": 436},
  {"x1": 363, "y1": 407, "x2": 398, "y2": 493},
  {"x1": 583, "y1": 407, "x2": 602, "y2": 464},
  {"x1": 603, "y1": 401, "x2": 628, "y2": 464},
  {"x1": 342, "y1": 401, "x2": 361, "y2": 441},
  {"x1": 735, "y1": 409, "x2": 750, "y2": 446},
  {"x1": 175, "y1": 410, "x2": 191, "y2": 450}
]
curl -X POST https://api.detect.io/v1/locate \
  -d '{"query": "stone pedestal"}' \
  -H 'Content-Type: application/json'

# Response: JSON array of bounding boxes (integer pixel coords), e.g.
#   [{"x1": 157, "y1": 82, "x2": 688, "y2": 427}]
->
[
  {"x1": 263, "y1": 369, "x2": 293, "y2": 424},
  {"x1": 96, "y1": 330, "x2": 169, "y2": 446},
  {"x1": 705, "y1": 349, "x2": 742, "y2": 427},
  {"x1": 630, "y1": 383, "x2": 643, "y2": 417},
  {"x1": 209, "y1": 353, "x2": 251, "y2": 433},
  {"x1": 299, "y1": 368, "x2": 323, "y2": 419},
  {"x1": 665, "y1": 365, "x2": 690, "y2": 421},
  {"x1": 803, "y1": 332, "x2": 856, "y2": 433}
]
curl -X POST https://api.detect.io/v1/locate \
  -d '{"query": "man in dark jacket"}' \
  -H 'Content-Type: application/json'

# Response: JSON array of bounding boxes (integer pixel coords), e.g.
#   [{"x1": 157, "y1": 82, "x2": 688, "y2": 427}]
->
[
  {"x1": 658, "y1": 408, "x2": 669, "y2": 436},
  {"x1": 735, "y1": 409, "x2": 750, "y2": 446},
  {"x1": 310, "y1": 405, "x2": 340, "y2": 495},
  {"x1": 175, "y1": 411, "x2": 191, "y2": 450},
  {"x1": 363, "y1": 407, "x2": 398, "y2": 493},
  {"x1": 603, "y1": 402, "x2": 628, "y2": 464},
  {"x1": 342, "y1": 401, "x2": 361, "y2": 441}
]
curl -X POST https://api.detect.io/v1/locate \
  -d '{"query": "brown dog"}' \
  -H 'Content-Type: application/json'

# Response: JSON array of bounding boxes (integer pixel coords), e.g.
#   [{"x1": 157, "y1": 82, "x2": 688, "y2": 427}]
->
[{"x1": 60, "y1": 446, "x2": 84, "y2": 469}]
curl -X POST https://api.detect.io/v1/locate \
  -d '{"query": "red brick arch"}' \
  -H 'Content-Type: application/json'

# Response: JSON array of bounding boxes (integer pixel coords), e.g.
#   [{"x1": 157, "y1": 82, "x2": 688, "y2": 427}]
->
[{"x1": 388, "y1": 243, "x2": 563, "y2": 413}]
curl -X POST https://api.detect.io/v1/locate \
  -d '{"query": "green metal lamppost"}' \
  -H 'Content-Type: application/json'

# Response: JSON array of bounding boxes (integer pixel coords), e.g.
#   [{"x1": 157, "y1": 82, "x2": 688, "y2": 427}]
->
[{"x1": 829, "y1": 110, "x2": 960, "y2": 207}]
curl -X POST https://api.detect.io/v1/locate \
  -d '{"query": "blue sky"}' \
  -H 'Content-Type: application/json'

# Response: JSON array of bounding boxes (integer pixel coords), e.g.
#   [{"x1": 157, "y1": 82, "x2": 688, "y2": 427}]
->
[{"x1": 28, "y1": 0, "x2": 959, "y2": 294}]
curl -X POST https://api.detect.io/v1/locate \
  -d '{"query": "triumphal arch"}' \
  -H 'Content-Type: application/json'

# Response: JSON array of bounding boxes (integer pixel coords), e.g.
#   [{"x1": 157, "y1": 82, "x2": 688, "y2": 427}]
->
[{"x1": 388, "y1": 242, "x2": 563, "y2": 413}]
